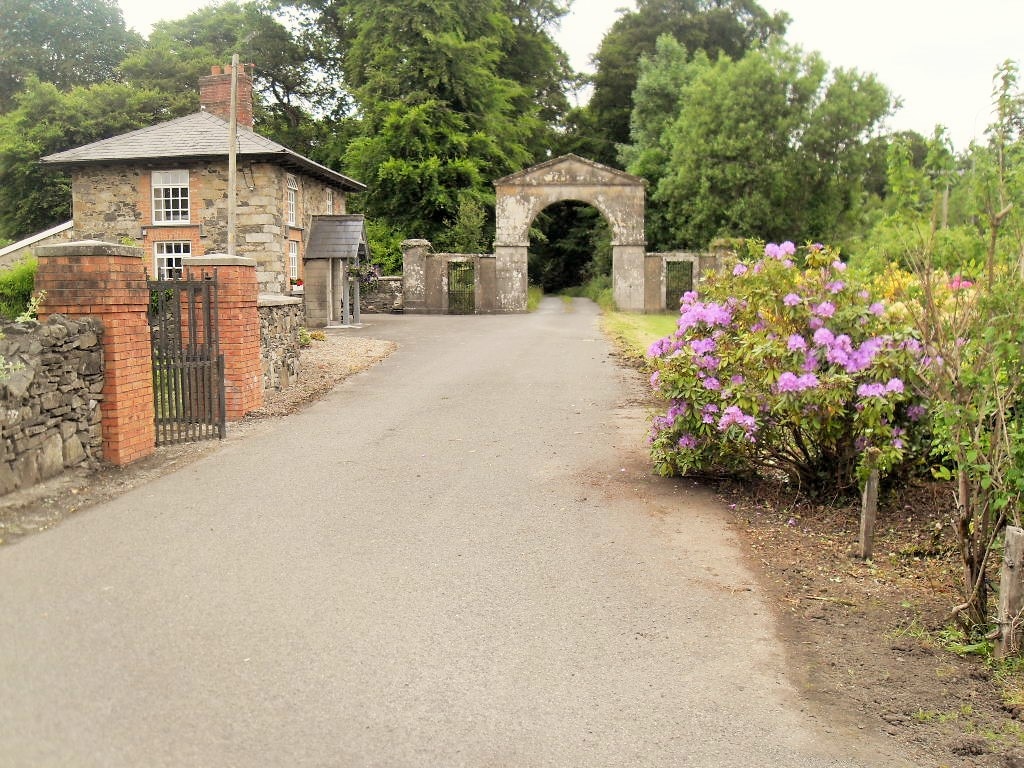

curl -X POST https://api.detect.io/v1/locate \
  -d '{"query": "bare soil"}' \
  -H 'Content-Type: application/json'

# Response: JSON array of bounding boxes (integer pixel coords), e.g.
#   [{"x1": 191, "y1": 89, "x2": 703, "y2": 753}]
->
[
  {"x1": 714, "y1": 477, "x2": 1024, "y2": 768},
  {"x1": 3, "y1": 328, "x2": 1023, "y2": 766}
]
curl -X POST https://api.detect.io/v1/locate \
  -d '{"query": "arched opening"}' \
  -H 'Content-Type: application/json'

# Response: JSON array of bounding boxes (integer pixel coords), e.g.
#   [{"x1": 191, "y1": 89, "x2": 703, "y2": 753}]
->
[
  {"x1": 527, "y1": 201, "x2": 612, "y2": 295},
  {"x1": 492, "y1": 154, "x2": 650, "y2": 312}
]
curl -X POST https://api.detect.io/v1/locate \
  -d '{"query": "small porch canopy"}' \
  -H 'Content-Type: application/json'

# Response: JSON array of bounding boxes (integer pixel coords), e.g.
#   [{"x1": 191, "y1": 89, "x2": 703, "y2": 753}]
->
[{"x1": 304, "y1": 214, "x2": 370, "y2": 326}]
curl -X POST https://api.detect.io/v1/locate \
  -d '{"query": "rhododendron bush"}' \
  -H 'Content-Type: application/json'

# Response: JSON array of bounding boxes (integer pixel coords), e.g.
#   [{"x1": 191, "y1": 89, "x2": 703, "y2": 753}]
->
[{"x1": 647, "y1": 241, "x2": 927, "y2": 496}]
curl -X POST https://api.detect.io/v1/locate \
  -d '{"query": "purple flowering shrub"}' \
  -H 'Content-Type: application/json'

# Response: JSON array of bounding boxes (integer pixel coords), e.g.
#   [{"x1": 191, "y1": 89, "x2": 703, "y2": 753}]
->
[{"x1": 647, "y1": 241, "x2": 927, "y2": 496}]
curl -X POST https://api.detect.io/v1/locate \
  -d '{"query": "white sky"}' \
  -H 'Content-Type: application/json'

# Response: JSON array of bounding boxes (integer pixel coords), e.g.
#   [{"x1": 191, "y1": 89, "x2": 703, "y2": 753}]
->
[{"x1": 120, "y1": 0, "x2": 1024, "y2": 151}]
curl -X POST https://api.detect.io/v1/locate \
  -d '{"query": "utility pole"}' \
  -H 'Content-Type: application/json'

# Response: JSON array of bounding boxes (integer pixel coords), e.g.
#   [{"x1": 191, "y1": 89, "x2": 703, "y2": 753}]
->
[{"x1": 227, "y1": 53, "x2": 239, "y2": 256}]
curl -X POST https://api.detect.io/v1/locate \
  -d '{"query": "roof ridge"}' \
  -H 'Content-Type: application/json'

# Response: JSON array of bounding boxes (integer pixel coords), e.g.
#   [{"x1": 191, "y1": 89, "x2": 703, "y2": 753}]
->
[{"x1": 40, "y1": 111, "x2": 365, "y2": 191}]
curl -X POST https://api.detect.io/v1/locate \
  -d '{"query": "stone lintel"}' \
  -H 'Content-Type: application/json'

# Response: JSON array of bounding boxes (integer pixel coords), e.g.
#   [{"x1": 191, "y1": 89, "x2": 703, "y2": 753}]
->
[{"x1": 183, "y1": 254, "x2": 258, "y2": 268}]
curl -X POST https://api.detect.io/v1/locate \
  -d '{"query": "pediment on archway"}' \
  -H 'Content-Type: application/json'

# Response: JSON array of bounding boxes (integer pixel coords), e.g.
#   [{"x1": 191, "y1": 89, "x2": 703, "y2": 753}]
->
[{"x1": 493, "y1": 153, "x2": 646, "y2": 188}]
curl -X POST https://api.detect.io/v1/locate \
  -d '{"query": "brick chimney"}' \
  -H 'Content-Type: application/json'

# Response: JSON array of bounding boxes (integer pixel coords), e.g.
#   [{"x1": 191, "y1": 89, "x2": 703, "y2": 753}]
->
[{"x1": 199, "y1": 63, "x2": 255, "y2": 128}]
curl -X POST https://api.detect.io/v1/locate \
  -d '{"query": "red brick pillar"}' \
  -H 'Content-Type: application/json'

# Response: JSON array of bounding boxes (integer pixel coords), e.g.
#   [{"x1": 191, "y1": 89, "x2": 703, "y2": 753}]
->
[
  {"x1": 35, "y1": 241, "x2": 155, "y2": 466},
  {"x1": 183, "y1": 255, "x2": 263, "y2": 419}
]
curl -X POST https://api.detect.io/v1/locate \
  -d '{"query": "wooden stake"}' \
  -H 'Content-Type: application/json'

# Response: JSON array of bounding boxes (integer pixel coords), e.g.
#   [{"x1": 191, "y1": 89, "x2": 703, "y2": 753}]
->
[
  {"x1": 996, "y1": 526, "x2": 1024, "y2": 658},
  {"x1": 859, "y1": 467, "x2": 879, "y2": 560}
]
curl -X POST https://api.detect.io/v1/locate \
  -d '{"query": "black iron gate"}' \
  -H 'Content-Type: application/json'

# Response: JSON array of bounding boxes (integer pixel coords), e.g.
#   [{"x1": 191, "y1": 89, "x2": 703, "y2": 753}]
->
[
  {"x1": 665, "y1": 260, "x2": 694, "y2": 308},
  {"x1": 448, "y1": 261, "x2": 475, "y2": 314},
  {"x1": 148, "y1": 272, "x2": 226, "y2": 446}
]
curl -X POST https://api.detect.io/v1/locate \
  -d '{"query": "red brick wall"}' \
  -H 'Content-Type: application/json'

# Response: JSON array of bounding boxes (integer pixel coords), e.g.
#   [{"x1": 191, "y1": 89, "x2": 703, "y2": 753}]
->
[
  {"x1": 35, "y1": 243, "x2": 155, "y2": 466},
  {"x1": 198, "y1": 64, "x2": 254, "y2": 128},
  {"x1": 184, "y1": 257, "x2": 263, "y2": 419}
]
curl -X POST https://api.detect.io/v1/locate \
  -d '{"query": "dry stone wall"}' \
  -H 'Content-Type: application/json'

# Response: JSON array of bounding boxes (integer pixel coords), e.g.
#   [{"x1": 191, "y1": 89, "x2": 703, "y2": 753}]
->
[
  {"x1": 360, "y1": 276, "x2": 403, "y2": 313},
  {"x1": 0, "y1": 315, "x2": 104, "y2": 496},
  {"x1": 258, "y1": 296, "x2": 303, "y2": 391}
]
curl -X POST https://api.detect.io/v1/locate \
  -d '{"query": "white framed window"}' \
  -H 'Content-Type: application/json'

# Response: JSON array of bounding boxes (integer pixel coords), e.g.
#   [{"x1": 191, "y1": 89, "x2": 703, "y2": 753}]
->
[
  {"x1": 289, "y1": 240, "x2": 298, "y2": 280},
  {"x1": 286, "y1": 175, "x2": 298, "y2": 226},
  {"x1": 152, "y1": 170, "x2": 190, "y2": 224},
  {"x1": 326, "y1": 188, "x2": 334, "y2": 215},
  {"x1": 154, "y1": 241, "x2": 190, "y2": 279}
]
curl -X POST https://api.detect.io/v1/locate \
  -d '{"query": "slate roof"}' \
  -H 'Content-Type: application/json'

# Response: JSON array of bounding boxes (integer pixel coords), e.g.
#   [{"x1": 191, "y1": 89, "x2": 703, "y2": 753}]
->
[
  {"x1": 40, "y1": 111, "x2": 365, "y2": 192},
  {"x1": 305, "y1": 214, "x2": 369, "y2": 261}
]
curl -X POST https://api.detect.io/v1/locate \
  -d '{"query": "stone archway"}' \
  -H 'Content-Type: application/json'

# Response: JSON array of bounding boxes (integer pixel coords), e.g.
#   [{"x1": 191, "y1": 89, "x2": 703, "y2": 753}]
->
[{"x1": 493, "y1": 154, "x2": 647, "y2": 311}]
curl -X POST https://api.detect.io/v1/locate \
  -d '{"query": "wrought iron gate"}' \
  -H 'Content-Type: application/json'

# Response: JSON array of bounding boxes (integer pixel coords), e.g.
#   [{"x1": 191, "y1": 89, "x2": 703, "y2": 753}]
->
[
  {"x1": 665, "y1": 260, "x2": 694, "y2": 308},
  {"x1": 148, "y1": 272, "x2": 226, "y2": 446},
  {"x1": 448, "y1": 261, "x2": 475, "y2": 314}
]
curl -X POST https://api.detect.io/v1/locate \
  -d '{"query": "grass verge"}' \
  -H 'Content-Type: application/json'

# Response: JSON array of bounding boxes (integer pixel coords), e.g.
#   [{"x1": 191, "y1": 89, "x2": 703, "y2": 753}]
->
[
  {"x1": 600, "y1": 311, "x2": 677, "y2": 364},
  {"x1": 527, "y1": 284, "x2": 543, "y2": 312}
]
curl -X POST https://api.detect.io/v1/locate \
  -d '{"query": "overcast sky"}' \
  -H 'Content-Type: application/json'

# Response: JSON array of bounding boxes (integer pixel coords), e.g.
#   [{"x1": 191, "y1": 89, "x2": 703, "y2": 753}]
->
[{"x1": 119, "y1": 0, "x2": 1023, "y2": 151}]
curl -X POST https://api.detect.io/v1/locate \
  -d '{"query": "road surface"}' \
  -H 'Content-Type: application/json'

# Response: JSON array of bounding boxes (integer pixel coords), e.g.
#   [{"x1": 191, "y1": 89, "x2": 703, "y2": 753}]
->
[{"x1": 0, "y1": 298, "x2": 909, "y2": 766}]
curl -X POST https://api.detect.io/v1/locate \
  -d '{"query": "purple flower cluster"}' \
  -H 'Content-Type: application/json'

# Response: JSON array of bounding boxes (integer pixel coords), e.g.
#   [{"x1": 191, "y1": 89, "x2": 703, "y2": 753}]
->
[
  {"x1": 810, "y1": 328, "x2": 884, "y2": 374},
  {"x1": 701, "y1": 403, "x2": 719, "y2": 424},
  {"x1": 678, "y1": 434, "x2": 698, "y2": 450},
  {"x1": 856, "y1": 378, "x2": 905, "y2": 398},
  {"x1": 678, "y1": 300, "x2": 733, "y2": 333},
  {"x1": 907, "y1": 404, "x2": 927, "y2": 421},
  {"x1": 652, "y1": 400, "x2": 689, "y2": 431},
  {"x1": 764, "y1": 241, "x2": 797, "y2": 259},
  {"x1": 718, "y1": 405, "x2": 757, "y2": 440},
  {"x1": 787, "y1": 334, "x2": 807, "y2": 351},
  {"x1": 690, "y1": 338, "x2": 716, "y2": 355},
  {"x1": 811, "y1": 301, "x2": 836, "y2": 318},
  {"x1": 775, "y1": 372, "x2": 820, "y2": 393},
  {"x1": 648, "y1": 336, "x2": 684, "y2": 357}
]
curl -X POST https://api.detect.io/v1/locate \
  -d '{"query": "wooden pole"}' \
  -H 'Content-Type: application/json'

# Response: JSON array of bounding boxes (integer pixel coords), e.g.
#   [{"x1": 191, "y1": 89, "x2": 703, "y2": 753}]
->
[
  {"x1": 227, "y1": 53, "x2": 239, "y2": 257},
  {"x1": 859, "y1": 466, "x2": 880, "y2": 560},
  {"x1": 341, "y1": 262, "x2": 351, "y2": 325},
  {"x1": 996, "y1": 526, "x2": 1024, "y2": 658}
]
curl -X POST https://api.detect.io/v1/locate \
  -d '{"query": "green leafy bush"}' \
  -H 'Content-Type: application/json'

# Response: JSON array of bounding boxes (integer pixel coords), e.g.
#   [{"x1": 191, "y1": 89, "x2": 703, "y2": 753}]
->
[
  {"x1": 0, "y1": 258, "x2": 37, "y2": 320},
  {"x1": 647, "y1": 241, "x2": 927, "y2": 496}
]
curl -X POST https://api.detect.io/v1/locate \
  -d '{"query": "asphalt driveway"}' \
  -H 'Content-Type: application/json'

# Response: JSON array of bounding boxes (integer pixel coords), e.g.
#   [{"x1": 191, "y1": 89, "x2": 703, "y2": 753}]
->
[{"x1": 0, "y1": 298, "x2": 909, "y2": 767}]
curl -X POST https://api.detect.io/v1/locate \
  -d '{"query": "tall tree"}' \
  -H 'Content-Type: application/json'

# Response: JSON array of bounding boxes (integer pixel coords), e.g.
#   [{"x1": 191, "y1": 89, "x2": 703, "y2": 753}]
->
[
  {"x1": 624, "y1": 40, "x2": 891, "y2": 249},
  {"x1": 299, "y1": 0, "x2": 566, "y2": 244},
  {"x1": 495, "y1": 0, "x2": 574, "y2": 157},
  {"x1": 120, "y1": 1, "x2": 346, "y2": 158},
  {"x1": 0, "y1": 79, "x2": 181, "y2": 240},
  {"x1": 0, "y1": 0, "x2": 142, "y2": 111},
  {"x1": 587, "y1": 0, "x2": 787, "y2": 165}
]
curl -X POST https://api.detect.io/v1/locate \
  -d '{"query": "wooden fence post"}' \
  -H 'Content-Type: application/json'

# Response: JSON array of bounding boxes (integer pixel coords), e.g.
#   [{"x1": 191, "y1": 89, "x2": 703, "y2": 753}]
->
[
  {"x1": 859, "y1": 455, "x2": 880, "y2": 560},
  {"x1": 996, "y1": 526, "x2": 1024, "y2": 658}
]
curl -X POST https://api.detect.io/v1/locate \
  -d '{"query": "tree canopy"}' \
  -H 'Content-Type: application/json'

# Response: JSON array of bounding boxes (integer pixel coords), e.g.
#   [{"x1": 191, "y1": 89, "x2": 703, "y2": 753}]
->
[
  {"x1": 0, "y1": 79, "x2": 179, "y2": 238},
  {"x1": 0, "y1": 0, "x2": 142, "y2": 111},
  {"x1": 0, "y1": 0, "x2": 1005, "y2": 290},
  {"x1": 298, "y1": 0, "x2": 571, "y2": 248},
  {"x1": 587, "y1": 0, "x2": 788, "y2": 165},
  {"x1": 623, "y1": 37, "x2": 892, "y2": 249}
]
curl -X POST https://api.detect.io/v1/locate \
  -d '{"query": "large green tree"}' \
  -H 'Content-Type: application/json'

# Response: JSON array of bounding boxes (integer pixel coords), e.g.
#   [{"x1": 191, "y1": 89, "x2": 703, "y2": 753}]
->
[
  {"x1": 0, "y1": 79, "x2": 182, "y2": 240},
  {"x1": 120, "y1": 1, "x2": 347, "y2": 158},
  {"x1": 298, "y1": 0, "x2": 571, "y2": 246},
  {"x1": 587, "y1": 0, "x2": 787, "y2": 165},
  {"x1": 0, "y1": 0, "x2": 142, "y2": 111},
  {"x1": 624, "y1": 38, "x2": 891, "y2": 249}
]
